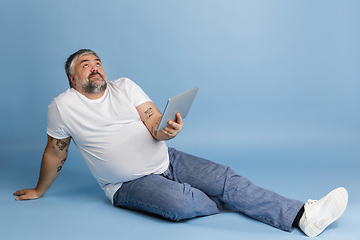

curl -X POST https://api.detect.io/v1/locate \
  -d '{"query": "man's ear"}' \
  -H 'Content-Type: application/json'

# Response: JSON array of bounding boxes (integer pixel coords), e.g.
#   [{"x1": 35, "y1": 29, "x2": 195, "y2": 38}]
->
[{"x1": 69, "y1": 74, "x2": 76, "y2": 86}]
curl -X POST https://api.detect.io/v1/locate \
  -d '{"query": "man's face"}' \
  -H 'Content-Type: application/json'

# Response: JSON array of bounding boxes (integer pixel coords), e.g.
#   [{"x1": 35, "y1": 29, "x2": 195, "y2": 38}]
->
[{"x1": 70, "y1": 54, "x2": 107, "y2": 96}]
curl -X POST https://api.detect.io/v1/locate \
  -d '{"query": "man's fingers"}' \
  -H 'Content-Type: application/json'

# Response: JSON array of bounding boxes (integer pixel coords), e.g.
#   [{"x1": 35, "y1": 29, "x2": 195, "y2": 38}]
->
[
  {"x1": 168, "y1": 116, "x2": 183, "y2": 130},
  {"x1": 176, "y1": 112, "x2": 183, "y2": 124},
  {"x1": 15, "y1": 193, "x2": 28, "y2": 201},
  {"x1": 13, "y1": 189, "x2": 28, "y2": 201},
  {"x1": 161, "y1": 112, "x2": 183, "y2": 139},
  {"x1": 13, "y1": 189, "x2": 40, "y2": 201},
  {"x1": 165, "y1": 123, "x2": 179, "y2": 133},
  {"x1": 15, "y1": 196, "x2": 24, "y2": 201},
  {"x1": 13, "y1": 189, "x2": 25, "y2": 196},
  {"x1": 161, "y1": 128, "x2": 176, "y2": 138},
  {"x1": 168, "y1": 122, "x2": 179, "y2": 131}
]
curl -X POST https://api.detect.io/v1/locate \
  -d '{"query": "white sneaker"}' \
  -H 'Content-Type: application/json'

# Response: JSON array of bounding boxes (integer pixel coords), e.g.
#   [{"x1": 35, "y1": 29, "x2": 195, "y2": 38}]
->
[{"x1": 299, "y1": 187, "x2": 348, "y2": 237}]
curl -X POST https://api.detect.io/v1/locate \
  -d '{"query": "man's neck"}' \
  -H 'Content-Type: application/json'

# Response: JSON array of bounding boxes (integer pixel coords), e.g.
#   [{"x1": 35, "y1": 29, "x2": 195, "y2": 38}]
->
[{"x1": 73, "y1": 87, "x2": 106, "y2": 100}]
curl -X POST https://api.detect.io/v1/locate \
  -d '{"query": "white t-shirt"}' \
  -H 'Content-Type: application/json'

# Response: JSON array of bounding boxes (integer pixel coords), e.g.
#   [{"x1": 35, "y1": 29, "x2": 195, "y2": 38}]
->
[{"x1": 47, "y1": 78, "x2": 169, "y2": 203}]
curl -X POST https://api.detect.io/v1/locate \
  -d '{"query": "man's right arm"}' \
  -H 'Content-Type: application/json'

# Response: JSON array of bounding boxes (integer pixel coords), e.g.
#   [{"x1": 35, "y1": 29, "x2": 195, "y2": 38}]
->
[{"x1": 13, "y1": 135, "x2": 71, "y2": 201}]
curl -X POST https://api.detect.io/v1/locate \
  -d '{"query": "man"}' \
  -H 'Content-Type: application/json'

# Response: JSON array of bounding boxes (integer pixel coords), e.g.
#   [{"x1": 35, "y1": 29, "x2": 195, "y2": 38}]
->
[{"x1": 14, "y1": 49, "x2": 348, "y2": 237}]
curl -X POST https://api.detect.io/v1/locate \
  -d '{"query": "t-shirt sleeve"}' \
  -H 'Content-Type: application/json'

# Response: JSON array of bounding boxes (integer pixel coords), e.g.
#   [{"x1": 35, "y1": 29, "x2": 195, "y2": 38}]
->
[
  {"x1": 46, "y1": 100, "x2": 71, "y2": 139},
  {"x1": 119, "y1": 77, "x2": 152, "y2": 107},
  {"x1": 133, "y1": 84, "x2": 152, "y2": 107}
]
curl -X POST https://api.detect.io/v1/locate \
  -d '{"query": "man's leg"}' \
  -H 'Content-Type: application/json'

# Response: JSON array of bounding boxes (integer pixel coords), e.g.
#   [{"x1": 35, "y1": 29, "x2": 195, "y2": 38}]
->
[
  {"x1": 113, "y1": 173, "x2": 222, "y2": 221},
  {"x1": 167, "y1": 148, "x2": 304, "y2": 232}
]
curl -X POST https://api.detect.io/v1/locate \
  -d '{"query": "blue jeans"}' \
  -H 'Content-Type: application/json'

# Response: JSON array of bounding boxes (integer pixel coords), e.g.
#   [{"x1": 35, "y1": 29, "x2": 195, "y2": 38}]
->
[{"x1": 113, "y1": 148, "x2": 304, "y2": 232}]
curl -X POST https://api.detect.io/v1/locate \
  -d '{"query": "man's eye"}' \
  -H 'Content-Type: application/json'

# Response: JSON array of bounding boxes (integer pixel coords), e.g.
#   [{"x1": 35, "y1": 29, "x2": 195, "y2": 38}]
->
[
  {"x1": 96, "y1": 63, "x2": 101, "y2": 66},
  {"x1": 83, "y1": 64, "x2": 88, "y2": 68}
]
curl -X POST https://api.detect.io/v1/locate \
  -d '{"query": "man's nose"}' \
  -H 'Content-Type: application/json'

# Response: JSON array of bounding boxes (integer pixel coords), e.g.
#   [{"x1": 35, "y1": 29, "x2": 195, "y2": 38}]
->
[{"x1": 90, "y1": 65, "x2": 98, "y2": 72}]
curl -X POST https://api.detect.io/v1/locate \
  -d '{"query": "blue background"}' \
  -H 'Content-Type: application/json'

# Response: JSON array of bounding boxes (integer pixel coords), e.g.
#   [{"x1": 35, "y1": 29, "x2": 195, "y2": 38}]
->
[{"x1": 1, "y1": 1, "x2": 359, "y2": 239}]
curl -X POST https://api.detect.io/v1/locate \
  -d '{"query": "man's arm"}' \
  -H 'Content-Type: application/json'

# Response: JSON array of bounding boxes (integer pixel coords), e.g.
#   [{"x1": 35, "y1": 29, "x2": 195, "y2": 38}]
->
[
  {"x1": 136, "y1": 101, "x2": 183, "y2": 141},
  {"x1": 13, "y1": 135, "x2": 71, "y2": 201}
]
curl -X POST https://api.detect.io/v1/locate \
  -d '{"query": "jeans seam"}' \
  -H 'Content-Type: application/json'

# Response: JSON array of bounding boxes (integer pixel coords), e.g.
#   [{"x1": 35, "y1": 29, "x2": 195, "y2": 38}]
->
[
  {"x1": 255, "y1": 214, "x2": 290, "y2": 232},
  {"x1": 230, "y1": 206, "x2": 290, "y2": 232},
  {"x1": 117, "y1": 199, "x2": 179, "y2": 221}
]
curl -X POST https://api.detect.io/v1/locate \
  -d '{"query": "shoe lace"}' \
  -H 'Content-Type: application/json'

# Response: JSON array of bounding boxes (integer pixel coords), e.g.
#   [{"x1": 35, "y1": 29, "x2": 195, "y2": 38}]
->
[{"x1": 306, "y1": 199, "x2": 318, "y2": 205}]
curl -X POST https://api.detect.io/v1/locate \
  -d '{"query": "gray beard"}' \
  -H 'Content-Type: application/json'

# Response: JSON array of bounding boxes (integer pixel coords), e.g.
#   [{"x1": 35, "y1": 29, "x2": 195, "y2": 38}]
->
[
  {"x1": 75, "y1": 74, "x2": 107, "y2": 95},
  {"x1": 81, "y1": 78, "x2": 107, "y2": 94}
]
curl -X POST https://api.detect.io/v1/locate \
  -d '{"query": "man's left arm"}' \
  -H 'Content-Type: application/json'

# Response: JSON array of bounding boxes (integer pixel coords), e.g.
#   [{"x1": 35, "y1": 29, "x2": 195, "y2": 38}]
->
[{"x1": 136, "y1": 101, "x2": 183, "y2": 141}]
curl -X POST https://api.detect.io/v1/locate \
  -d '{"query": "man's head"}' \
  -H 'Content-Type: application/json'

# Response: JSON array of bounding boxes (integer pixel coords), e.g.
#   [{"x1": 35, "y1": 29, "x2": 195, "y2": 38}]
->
[{"x1": 65, "y1": 49, "x2": 107, "y2": 98}]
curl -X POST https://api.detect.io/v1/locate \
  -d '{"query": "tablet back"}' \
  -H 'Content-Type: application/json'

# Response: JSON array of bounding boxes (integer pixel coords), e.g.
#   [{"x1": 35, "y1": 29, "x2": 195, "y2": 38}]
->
[{"x1": 157, "y1": 87, "x2": 199, "y2": 131}]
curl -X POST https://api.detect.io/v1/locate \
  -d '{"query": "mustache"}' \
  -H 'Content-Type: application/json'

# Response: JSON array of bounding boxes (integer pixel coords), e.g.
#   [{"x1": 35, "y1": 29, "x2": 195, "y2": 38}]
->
[{"x1": 88, "y1": 71, "x2": 104, "y2": 80}]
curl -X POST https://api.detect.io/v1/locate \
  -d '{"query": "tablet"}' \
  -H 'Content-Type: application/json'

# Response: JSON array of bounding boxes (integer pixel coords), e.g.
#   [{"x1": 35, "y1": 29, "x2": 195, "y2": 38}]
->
[{"x1": 157, "y1": 87, "x2": 199, "y2": 131}]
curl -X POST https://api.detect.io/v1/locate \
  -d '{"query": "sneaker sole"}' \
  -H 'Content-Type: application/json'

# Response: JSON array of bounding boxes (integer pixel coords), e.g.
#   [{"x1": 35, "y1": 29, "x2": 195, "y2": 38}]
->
[{"x1": 304, "y1": 187, "x2": 348, "y2": 237}]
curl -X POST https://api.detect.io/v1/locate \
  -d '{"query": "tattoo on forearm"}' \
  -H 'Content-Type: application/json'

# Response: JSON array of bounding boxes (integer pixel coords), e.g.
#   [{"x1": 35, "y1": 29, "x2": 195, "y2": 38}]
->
[
  {"x1": 154, "y1": 122, "x2": 158, "y2": 137},
  {"x1": 56, "y1": 140, "x2": 68, "y2": 151},
  {"x1": 144, "y1": 107, "x2": 154, "y2": 119},
  {"x1": 57, "y1": 158, "x2": 67, "y2": 172},
  {"x1": 151, "y1": 127, "x2": 158, "y2": 137}
]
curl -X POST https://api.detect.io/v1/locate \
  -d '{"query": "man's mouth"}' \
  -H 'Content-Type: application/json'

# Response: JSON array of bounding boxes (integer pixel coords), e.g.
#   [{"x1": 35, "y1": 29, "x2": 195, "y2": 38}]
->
[{"x1": 88, "y1": 72, "x2": 103, "y2": 80}]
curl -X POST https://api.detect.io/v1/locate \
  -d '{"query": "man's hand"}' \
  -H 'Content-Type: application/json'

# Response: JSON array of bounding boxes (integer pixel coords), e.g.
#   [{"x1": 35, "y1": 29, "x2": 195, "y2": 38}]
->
[
  {"x1": 13, "y1": 188, "x2": 43, "y2": 201},
  {"x1": 136, "y1": 101, "x2": 184, "y2": 141},
  {"x1": 161, "y1": 112, "x2": 183, "y2": 139}
]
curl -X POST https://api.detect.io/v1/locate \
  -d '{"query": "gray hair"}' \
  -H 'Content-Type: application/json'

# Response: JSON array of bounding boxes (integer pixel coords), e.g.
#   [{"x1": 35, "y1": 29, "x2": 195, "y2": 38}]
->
[{"x1": 65, "y1": 49, "x2": 100, "y2": 88}]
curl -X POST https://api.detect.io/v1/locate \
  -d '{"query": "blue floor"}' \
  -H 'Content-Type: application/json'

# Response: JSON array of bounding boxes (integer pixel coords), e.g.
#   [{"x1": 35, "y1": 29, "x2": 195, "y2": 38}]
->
[{"x1": 1, "y1": 143, "x2": 359, "y2": 240}]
